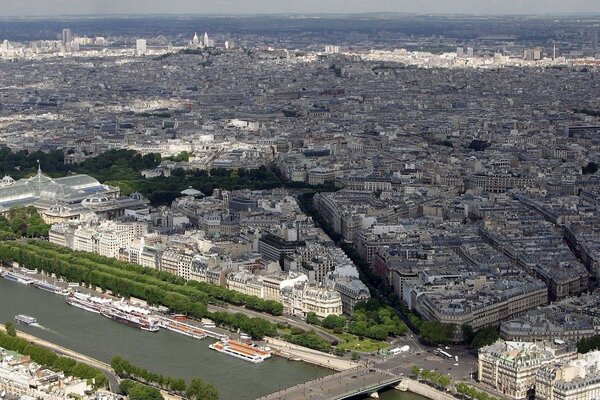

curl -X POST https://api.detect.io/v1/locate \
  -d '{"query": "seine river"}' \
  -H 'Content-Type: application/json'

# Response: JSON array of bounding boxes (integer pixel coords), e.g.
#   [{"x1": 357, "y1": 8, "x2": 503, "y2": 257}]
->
[{"x1": 0, "y1": 278, "x2": 426, "y2": 400}]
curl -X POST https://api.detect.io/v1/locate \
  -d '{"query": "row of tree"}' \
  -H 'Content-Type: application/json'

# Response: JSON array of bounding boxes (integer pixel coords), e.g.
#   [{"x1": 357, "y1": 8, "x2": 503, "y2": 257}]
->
[
  {"x1": 0, "y1": 240, "x2": 280, "y2": 340},
  {"x1": 21, "y1": 240, "x2": 284, "y2": 317},
  {"x1": 0, "y1": 329, "x2": 107, "y2": 388},
  {"x1": 455, "y1": 383, "x2": 498, "y2": 400},
  {"x1": 187, "y1": 280, "x2": 283, "y2": 315},
  {"x1": 410, "y1": 366, "x2": 451, "y2": 389},
  {"x1": 111, "y1": 356, "x2": 218, "y2": 399}
]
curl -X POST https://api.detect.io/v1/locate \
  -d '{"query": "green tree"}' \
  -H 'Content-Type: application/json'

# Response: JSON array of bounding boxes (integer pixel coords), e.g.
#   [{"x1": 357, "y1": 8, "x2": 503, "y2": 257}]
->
[
  {"x1": 321, "y1": 315, "x2": 346, "y2": 330},
  {"x1": 461, "y1": 324, "x2": 475, "y2": 344},
  {"x1": 186, "y1": 378, "x2": 219, "y2": 400},
  {"x1": 410, "y1": 365, "x2": 421, "y2": 379},
  {"x1": 305, "y1": 312, "x2": 320, "y2": 325},
  {"x1": 472, "y1": 326, "x2": 500, "y2": 349},
  {"x1": 420, "y1": 321, "x2": 455, "y2": 345},
  {"x1": 4, "y1": 322, "x2": 16, "y2": 337}
]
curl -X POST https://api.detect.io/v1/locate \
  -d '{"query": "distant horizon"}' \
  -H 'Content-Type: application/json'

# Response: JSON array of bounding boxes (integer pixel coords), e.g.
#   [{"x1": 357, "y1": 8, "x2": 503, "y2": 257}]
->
[
  {"x1": 1, "y1": 0, "x2": 600, "y2": 18},
  {"x1": 2, "y1": 11, "x2": 600, "y2": 19}
]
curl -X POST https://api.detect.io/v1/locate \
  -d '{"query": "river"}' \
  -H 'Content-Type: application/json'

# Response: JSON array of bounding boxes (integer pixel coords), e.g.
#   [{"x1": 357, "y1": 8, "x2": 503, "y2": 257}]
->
[{"x1": 0, "y1": 278, "x2": 426, "y2": 400}]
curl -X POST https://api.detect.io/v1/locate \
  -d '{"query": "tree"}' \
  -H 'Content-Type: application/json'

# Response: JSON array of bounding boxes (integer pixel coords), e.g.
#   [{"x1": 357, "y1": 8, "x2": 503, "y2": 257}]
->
[
  {"x1": 437, "y1": 374, "x2": 451, "y2": 389},
  {"x1": 411, "y1": 365, "x2": 421, "y2": 379},
  {"x1": 583, "y1": 162, "x2": 599, "y2": 175},
  {"x1": 321, "y1": 315, "x2": 346, "y2": 330},
  {"x1": 186, "y1": 378, "x2": 218, "y2": 400},
  {"x1": 420, "y1": 321, "x2": 455, "y2": 345},
  {"x1": 306, "y1": 312, "x2": 320, "y2": 325},
  {"x1": 4, "y1": 322, "x2": 16, "y2": 337},
  {"x1": 461, "y1": 324, "x2": 475, "y2": 344},
  {"x1": 472, "y1": 326, "x2": 500, "y2": 349}
]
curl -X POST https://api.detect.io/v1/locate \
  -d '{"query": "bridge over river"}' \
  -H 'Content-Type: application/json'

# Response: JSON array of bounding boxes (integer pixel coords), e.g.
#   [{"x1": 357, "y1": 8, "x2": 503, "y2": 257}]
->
[{"x1": 256, "y1": 367, "x2": 403, "y2": 400}]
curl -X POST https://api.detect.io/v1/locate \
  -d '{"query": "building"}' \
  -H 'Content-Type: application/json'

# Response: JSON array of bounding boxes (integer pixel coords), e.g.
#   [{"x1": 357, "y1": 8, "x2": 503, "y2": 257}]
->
[
  {"x1": 0, "y1": 347, "x2": 91, "y2": 400},
  {"x1": 61, "y1": 28, "x2": 72, "y2": 44},
  {"x1": 478, "y1": 340, "x2": 576, "y2": 400},
  {"x1": 408, "y1": 274, "x2": 548, "y2": 339},
  {"x1": 333, "y1": 276, "x2": 371, "y2": 315},
  {"x1": 536, "y1": 351, "x2": 600, "y2": 400},
  {"x1": 136, "y1": 39, "x2": 147, "y2": 55},
  {"x1": 283, "y1": 282, "x2": 343, "y2": 318},
  {"x1": 257, "y1": 233, "x2": 304, "y2": 262},
  {"x1": 50, "y1": 220, "x2": 148, "y2": 259}
]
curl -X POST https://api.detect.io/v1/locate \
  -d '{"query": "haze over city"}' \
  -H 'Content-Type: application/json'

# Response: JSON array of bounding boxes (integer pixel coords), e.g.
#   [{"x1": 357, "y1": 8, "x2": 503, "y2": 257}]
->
[{"x1": 1, "y1": 0, "x2": 600, "y2": 16}]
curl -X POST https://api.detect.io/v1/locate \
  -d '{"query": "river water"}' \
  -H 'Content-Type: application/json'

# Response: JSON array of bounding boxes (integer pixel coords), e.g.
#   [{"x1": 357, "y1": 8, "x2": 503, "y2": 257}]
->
[{"x1": 0, "y1": 278, "x2": 426, "y2": 400}]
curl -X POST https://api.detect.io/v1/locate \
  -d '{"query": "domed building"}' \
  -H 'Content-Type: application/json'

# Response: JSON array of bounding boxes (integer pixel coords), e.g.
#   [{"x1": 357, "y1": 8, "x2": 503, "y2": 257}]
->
[{"x1": 0, "y1": 166, "x2": 148, "y2": 223}]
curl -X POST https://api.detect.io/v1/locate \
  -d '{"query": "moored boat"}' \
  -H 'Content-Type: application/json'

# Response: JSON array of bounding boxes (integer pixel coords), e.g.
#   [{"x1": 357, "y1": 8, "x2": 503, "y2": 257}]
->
[
  {"x1": 2, "y1": 271, "x2": 34, "y2": 285},
  {"x1": 161, "y1": 320, "x2": 207, "y2": 339},
  {"x1": 34, "y1": 280, "x2": 69, "y2": 296},
  {"x1": 209, "y1": 339, "x2": 271, "y2": 363},
  {"x1": 101, "y1": 307, "x2": 160, "y2": 332},
  {"x1": 66, "y1": 292, "x2": 112, "y2": 314}
]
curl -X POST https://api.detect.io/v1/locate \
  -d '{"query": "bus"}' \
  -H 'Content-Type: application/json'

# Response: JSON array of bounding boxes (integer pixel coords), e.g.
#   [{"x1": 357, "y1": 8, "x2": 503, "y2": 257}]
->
[{"x1": 435, "y1": 348, "x2": 453, "y2": 359}]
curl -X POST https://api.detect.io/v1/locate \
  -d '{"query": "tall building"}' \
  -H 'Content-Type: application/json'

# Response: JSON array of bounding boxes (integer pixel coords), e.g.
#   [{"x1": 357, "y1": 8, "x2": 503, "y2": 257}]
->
[
  {"x1": 191, "y1": 32, "x2": 200, "y2": 46},
  {"x1": 466, "y1": 47, "x2": 474, "y2": 58},
  {"x1": 456, "y1": 47, "x2": 464, "y2": 57},
  {"x1": 61, "y1": 28, "x2": 72, "y2": 44},
  {"x1": 325, "y1": 45, "x2": 340, "y2": 54},
  {"x1": 136, "y1": 39, "x2": 147, "y2": 55},
  {"x1": 592, "y1": 28, "x2": 599, "y2": 50},
  {"x1": 202, "y1": 32, "x2": 215, "y2": 48}
]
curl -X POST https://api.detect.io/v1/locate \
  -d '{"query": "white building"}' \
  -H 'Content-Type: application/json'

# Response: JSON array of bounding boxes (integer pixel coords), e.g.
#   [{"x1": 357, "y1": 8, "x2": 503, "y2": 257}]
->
[{"x1": 136, "y1": 39, "x2": 147, "y2": 55}]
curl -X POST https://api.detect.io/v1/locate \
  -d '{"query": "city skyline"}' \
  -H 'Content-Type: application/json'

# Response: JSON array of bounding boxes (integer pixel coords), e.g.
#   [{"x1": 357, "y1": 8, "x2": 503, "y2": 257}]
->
[{"x1": 1, "y1": 0, "x2": 600, "y2": 17}]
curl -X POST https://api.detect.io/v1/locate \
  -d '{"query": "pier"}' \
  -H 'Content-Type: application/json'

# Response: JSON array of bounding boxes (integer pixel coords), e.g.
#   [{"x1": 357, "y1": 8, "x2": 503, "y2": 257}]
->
[{"x1": 256, "y1": 367, "x2": 403, "y2": 400}]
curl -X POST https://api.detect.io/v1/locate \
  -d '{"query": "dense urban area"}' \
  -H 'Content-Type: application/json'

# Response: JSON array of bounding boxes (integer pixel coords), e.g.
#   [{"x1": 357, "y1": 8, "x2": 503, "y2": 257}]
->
[{"x1": 1, "y1": 12, "x2": 600, "y2": 400}]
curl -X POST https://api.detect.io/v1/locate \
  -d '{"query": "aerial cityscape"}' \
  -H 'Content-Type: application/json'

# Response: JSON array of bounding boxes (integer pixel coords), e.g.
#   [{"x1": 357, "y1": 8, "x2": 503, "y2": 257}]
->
[{"x1": 1, "y1": 1, "x2": 600, "y2": 400}]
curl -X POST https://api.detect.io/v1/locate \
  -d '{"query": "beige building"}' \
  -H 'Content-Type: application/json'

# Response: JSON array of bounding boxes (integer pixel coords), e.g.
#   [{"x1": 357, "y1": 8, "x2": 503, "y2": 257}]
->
[
  {"x1": 50, "y1": 220, "x2": 148, "y2": 259},
  {"x1": 478, "y1": 340, "x2": 576, "y2": 399},
  {"x1": 536, "y1": 351, "x2": 600, "y2": 400}
]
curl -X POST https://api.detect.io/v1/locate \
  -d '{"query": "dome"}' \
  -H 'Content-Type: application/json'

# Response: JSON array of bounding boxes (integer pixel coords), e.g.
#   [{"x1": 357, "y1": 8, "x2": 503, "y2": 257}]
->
[
  {"x1": 47, "y1": 204, "x2": 72, "y2": 215},
  {"x1": 0, "y1": 176, "x2": 15, "y2": 187},
  {"x1": 82, "y1": 194, "x2": 110, "y2": 206},
  {"x1": 129, "y1": 192, "x2": 146, "y2": 201}
]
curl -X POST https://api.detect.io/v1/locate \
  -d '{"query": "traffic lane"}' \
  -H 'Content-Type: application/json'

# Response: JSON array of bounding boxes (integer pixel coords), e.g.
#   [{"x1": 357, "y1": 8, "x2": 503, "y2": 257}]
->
[{"x1": 376, "y1": 348, "x2": 477, "y2": 381}]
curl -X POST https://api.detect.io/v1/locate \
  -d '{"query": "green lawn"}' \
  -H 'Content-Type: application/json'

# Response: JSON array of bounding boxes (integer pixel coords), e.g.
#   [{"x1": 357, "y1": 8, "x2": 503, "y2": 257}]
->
[{"x1": 327, "y1": 330, "x2": 390, "y2": 353}]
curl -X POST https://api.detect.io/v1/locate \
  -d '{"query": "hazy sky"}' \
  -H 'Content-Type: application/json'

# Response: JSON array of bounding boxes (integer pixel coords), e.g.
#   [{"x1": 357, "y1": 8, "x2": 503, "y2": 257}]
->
[{"x1": 1, "y1": 0, "x2": 599, "y2": 17}]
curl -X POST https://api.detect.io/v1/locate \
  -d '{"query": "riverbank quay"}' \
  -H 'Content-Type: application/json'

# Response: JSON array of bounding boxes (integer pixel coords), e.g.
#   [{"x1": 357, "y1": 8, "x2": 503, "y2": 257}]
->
[
  {"x1": 264, "y1": 337, "x2": 360, "y2": 371},
  {"x1": 0, "y1": 323, "x2": 120, "y2": 392},
  {"x1": 396, "y1": 378, "x2": 455, "y2": 400}
]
